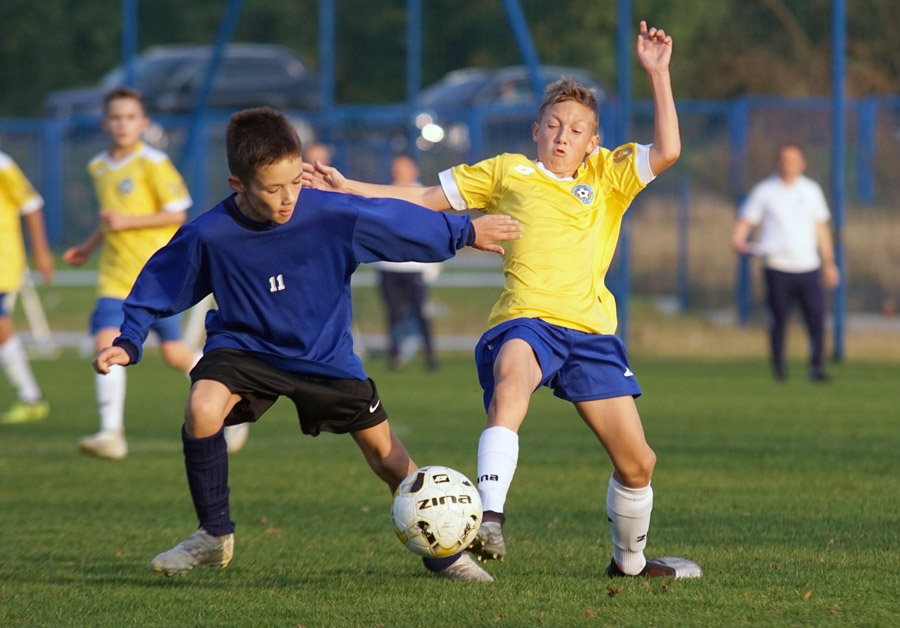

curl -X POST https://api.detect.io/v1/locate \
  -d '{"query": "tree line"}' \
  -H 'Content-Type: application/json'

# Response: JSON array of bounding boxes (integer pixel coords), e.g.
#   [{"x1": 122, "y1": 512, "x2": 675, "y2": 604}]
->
[{"x1": 1, "y1": 0, "x2": 897, "y2": 117}]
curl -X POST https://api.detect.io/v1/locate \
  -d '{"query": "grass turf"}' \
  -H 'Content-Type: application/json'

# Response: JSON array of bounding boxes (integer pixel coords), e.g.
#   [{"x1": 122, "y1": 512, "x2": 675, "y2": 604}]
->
[{"x1": 1, "y1": 352, "x2": 899, "y2": 627}]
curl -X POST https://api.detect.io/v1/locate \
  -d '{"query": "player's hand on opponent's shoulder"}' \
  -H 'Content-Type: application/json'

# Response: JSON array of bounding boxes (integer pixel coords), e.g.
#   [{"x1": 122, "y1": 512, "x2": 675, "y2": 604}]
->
[
  {"x1": 636, "y1": 20, "x2": 673, "y2": 72},
  {"x1": 92, "y1": 346, "x2": 132, "y2": 375},
  {"x1": 302, "y1": 160, "x2": 347, "y2": 192},
  {"x1": 471, "y1": 214, "x2": 522, "y2": 255}
]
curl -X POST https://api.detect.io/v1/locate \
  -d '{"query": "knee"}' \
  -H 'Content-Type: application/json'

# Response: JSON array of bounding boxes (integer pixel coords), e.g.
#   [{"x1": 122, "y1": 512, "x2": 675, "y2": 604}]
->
[
  {"x1": 617, "y1": 447, "x2": 657, "y2": 488},
  {"x1": 184, "y1": 398, "x2": 225, "y2": 438}
]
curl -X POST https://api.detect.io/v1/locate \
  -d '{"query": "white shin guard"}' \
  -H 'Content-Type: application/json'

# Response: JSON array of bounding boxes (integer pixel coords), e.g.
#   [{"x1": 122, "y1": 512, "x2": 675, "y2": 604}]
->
[
  {"x1": 96, "y1": 365, "x2": 126, "y2": 433},
  {"x1": 607, "y1": 474, "x2": 653, "y2": 575},
  {"x1": 477, "y1": 426, "x2": 519, "y2": 514},
  {"x1": 0, "y1": 335, "x2": 42, "y2": 402}
]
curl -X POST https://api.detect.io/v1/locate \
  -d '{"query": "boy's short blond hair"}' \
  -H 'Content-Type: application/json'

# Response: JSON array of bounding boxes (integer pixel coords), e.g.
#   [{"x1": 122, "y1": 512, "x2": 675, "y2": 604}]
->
[{"x1": 537, "y1": 77, "x2": 600, "y2": 131}]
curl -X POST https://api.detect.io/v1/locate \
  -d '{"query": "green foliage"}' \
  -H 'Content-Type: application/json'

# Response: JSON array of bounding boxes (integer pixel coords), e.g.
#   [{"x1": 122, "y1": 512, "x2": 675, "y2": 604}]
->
[{"x1": 2, "y1": 353, "x2": 900, "y2": 626}]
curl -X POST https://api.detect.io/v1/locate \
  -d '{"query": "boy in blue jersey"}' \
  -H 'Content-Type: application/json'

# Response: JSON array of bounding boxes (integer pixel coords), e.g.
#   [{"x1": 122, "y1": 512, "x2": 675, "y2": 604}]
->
[
  {"x1": 92, "y1": 107, "x2": 521, "y2": 581},
  {"x1": 305, "y1": 22, "x2": 702, "y2": 579}
]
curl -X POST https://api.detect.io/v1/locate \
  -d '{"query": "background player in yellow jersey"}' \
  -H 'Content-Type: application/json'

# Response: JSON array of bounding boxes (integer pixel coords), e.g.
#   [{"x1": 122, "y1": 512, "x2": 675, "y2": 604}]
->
[
  {"x1": 63, "y1": 87, "x2": 248, "y2": 459},
  {"x1": 0, "y1": 151, "x2": 54, "y2": 424},
  {"x1": 305, "y1": 22, "x2": 702, "y2": 579}
]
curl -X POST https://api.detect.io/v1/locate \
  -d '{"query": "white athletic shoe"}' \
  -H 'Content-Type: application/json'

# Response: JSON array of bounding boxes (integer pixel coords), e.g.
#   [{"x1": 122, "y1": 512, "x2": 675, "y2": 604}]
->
[
  {"x1": 77, "y1": 430, "x2": 127, "y2": 460},
  {"x1": 224, "y1": 423, "x2": 249, "y2": 454},
  {"x1": 151, "y1": 528, "x2": 234, "y2": 576},
  {"x1": 434, "y1": 552, "x2": 494, "y2": 582},
  {"x1": 606, "y1": 556, "x2": 703, "y2": 579}
]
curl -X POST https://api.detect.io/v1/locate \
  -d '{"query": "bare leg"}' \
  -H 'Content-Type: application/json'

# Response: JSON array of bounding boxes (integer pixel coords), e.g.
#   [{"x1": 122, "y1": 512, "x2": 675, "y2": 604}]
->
[{"x1": 351, "y1": 420, "x2": 417, "y2": 494}]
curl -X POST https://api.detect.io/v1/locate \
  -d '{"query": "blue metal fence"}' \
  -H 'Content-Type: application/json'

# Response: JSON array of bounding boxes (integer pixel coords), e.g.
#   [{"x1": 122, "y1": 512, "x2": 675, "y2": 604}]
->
[{"x1": 2, "y1": 95, "x2": 899, "y2": 317}]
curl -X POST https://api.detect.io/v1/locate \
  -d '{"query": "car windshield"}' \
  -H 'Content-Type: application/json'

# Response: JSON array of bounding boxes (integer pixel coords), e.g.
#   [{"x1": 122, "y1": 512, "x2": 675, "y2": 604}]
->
[
  {"x1": 99, "y1": 56, "x2": 195, "y2": 92},
  {"x1": 418, "y1": 67, "x2": 604, "y2": 109},
  {"x1": 418, "y1": 72, "x2": 491, "y2": 108}
]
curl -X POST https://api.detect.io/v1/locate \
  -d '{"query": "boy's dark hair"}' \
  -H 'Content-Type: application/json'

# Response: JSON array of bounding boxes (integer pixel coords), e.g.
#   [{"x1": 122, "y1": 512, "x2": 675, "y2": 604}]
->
[
  {"x1": 537, "y1": 77, "x2": 600, "y2": 131},
  {"x1": 226, "y1": 107, "x2": 303, "y2": 182},
  {"x1": 103, "y1": 87, "x2": 145, "y2": 114}
]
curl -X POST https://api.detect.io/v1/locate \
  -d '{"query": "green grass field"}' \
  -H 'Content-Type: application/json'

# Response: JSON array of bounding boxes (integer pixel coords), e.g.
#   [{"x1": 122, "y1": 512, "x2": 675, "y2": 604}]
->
[{"x1": 2, "y1": 351, "x2": 899, "y2": 627}]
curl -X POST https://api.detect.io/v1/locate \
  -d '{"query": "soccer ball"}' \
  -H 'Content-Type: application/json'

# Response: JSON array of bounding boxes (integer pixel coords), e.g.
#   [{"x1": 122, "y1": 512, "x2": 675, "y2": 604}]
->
[{"x1": 391, "y1": 465, "x2": 482, "y2": 558}]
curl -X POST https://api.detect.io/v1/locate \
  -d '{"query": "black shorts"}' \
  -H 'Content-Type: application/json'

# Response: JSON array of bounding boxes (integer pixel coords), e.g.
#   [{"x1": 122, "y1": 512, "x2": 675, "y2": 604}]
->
[{"x1": 190, "y1": 348, "x2": 388, "y2": 437}]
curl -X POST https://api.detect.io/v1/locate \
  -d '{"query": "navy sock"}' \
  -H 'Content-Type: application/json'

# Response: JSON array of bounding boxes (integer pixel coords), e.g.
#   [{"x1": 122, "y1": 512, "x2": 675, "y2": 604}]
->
[
  {"x1": 422, "y1": 553, "x2": 462, "y2": 573},
  {"x1": 182, "y1": 425, "x2": 234, "y2": 536}
]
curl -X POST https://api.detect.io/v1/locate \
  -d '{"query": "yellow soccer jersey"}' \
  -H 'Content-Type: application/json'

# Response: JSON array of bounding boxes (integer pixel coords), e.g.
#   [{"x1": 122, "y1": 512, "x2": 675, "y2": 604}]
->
[
  {"x1": 88, "y1": 142, "x2": 192, "y2": 299},
  {"x1": 0, "y1": 151, "x2": 44, "y2": 293},
  {"x1": 440, "y1": 145, "x2": 653, "y2": 335}
]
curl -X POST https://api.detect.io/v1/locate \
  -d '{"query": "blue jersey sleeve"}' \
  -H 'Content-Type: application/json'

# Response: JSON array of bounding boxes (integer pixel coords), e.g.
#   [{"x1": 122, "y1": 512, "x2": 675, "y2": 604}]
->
[
  {"x1": 348, "y1": 195, "x2": 474, "y2": 264},
  {"x1": 114, "y1": 222, "x2": 212, "y2": 364}
]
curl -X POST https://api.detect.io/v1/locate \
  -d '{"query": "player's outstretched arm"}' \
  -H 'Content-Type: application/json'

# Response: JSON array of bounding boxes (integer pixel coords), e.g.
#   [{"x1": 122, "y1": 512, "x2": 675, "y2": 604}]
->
[
  {"x1": 470, "y1": 214, "x2": 522, "y2": 255},
  {"x1": 302, "y1": 161, "x2": 452, "y2": 211},
  {"x1": 637, "y1": 20, "x2": 680, "y2": 176},
  {"x1": 92, "y1": 345, "x2": 132, "y2": 374}
]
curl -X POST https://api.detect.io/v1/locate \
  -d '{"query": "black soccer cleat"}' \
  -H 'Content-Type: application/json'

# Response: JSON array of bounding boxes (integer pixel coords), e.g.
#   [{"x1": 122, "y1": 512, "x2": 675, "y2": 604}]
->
[{"x1": 606, "y1": 556, "x2": 702, "y2": 579}]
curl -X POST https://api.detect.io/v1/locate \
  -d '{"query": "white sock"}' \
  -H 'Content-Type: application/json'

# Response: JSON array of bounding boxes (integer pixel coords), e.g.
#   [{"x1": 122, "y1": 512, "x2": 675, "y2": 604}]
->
[
  {"x1": 0, "y1": 334, "x2": 42, "y2": 403},
  {"x1": 477, "y1": 426, "x2": 519, "y2": 514},
  {"x1": 607, "y1": 474, "x2": 653, "y2": 575},
  {"x1": 96, "y1": 366, "x2": 126, "y2": 434}
]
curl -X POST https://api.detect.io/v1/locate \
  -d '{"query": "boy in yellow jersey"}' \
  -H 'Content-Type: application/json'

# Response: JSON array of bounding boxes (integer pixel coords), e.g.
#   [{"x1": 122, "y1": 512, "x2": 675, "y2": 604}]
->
[
  {"x1": 305, "y1": 22, "x2": 702, "y2": 579},
  {"x1": 64, "y1": 87, "x2": 248, "y2": 459},
  {"x1": 0, "y1": 151, "x2": 54, "y2": 424}
]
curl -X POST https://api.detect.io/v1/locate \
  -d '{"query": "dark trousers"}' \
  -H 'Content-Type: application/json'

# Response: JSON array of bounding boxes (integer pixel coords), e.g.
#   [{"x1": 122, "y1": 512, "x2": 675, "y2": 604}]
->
[
  {"x1": 763, "y1": 267, "x2": 826, "y2": 377},
  {"x1": 378, "y1": 270, "x2": 435, "y2": 366}
]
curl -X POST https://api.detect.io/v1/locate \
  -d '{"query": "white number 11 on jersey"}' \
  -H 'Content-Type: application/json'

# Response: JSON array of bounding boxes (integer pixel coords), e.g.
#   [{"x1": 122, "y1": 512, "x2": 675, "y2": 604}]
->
[{"x1": 268, "y1": 274, "x2": 285, "y2": 292}]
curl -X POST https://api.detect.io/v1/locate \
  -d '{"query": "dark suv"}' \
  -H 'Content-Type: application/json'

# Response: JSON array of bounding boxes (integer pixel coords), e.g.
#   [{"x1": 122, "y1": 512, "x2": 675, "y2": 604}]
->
[{"x1": 44, "y1": 43, "x2": 320, "y2": 116}]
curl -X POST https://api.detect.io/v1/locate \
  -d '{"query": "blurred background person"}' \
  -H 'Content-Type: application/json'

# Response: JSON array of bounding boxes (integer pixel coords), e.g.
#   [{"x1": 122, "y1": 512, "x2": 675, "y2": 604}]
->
[
  {"x1": 305, "y1": 141, "x2": 333, "y2": 169},
  {"x1": 731, "y1": 143, "x2": 840, "y2": 382},
  {"x1": 375, "y1": 154, "x2": 439, "y2": 371},
  {"x1": 0, "y1": 150, "x2": 54, "y2": 424}
]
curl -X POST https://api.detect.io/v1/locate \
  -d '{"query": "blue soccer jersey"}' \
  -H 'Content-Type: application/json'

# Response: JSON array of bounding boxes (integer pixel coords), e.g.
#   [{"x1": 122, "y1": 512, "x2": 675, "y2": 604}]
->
[{"x1": 115, "y1": 188, "x2": 475, "y2": 380}]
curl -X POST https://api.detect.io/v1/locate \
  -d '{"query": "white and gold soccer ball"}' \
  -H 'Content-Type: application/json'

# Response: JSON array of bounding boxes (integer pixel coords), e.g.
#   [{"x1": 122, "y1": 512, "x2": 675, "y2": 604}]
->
[{"x1": 391, "y1": 465, "x2": 482, "y2": 558}]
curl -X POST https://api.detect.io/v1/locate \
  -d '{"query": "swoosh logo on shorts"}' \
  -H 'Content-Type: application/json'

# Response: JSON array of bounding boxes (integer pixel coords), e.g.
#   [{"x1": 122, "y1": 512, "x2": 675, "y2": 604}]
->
[
  {"x1": 369, "y1": 399, "x2": 381, "y2": 413},
  {"x1": 624, "y1": 368, "x2": 634, "y2": 377}
]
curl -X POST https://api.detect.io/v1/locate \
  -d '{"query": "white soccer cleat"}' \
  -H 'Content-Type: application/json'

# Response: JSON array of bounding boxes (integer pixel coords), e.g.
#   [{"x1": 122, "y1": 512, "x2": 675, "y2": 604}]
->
[
  {"x1": 77, "y1": 430, "x2": 128, "y2": 460},
  {"x1": 151, "y1": 528, "x2": 234, "y2": 576},
  {"x1": 606, "y1": 556, "x2": 703, "y2": 579},
  {"x1": 224, "y1": 423, "x2": 249, "y2": 454},
  {"x1": 434, "y1": 552, "x2": 494, "y2": 582}
]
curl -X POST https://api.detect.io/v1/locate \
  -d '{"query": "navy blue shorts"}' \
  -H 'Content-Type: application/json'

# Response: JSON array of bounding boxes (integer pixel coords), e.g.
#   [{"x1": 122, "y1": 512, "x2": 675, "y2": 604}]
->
[
  {"x1": 475, "y1": 318, "x2": 641, "y2": 412},
  {"x1": 190, "y1": 348, "x2": 388, "y2": 437},
  {"x1": 0, "y1": 293, "x2": 10, "y2": 317},
  {"x1": 90, "y1": 297, "x2": 184, "y2": 341}
]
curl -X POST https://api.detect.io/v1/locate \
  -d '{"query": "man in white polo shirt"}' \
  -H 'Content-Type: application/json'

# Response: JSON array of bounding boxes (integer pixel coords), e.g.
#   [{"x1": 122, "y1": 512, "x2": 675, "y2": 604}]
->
[{"x1": 732, "y1": 143, "x2": 840, "y2": 381}]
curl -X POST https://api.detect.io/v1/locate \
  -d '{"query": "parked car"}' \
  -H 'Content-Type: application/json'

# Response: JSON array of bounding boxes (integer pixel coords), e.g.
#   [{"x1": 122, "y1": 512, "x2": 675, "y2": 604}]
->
[
  {"x1": 44, "y1": 43, "x2": 320, "y2": 116},
  {"x1": 412, "y1": 65, "x2": 605, "y2": 151}
]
